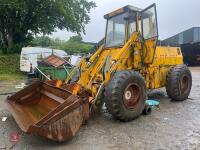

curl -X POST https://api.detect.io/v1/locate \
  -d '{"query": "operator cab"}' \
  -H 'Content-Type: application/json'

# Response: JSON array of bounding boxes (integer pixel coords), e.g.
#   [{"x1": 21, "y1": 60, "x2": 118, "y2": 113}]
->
[{"x1": 104, "y1": 4, "x2": 158, "y2": 48}]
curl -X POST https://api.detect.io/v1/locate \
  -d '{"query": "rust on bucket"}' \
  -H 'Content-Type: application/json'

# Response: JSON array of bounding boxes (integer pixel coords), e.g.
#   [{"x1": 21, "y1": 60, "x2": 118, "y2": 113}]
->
[{"x1": 5, "y1": 81, "x2": 89, "y2": 141}]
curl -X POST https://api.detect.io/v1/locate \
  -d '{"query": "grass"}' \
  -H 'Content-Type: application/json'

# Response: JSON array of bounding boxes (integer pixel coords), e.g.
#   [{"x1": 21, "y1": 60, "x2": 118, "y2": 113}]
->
[
  {"x1": 0, "y1": 73, "x2": 25, "y2": 81},
  {"x1": 0, "y1": 54, "x2": 25, "y2": 80}
]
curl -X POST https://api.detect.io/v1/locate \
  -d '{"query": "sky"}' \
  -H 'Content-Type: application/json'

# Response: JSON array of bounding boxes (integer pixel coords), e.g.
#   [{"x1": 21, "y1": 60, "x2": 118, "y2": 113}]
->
[{"x1": 51, "y1": 0, "x2": 200, "y2": 42}]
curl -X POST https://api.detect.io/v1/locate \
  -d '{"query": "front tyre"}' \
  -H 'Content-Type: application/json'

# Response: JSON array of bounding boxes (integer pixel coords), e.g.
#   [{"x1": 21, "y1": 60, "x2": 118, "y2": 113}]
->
[{"x1": 105, "y1": 71, "x2": 146, "y2": 122}]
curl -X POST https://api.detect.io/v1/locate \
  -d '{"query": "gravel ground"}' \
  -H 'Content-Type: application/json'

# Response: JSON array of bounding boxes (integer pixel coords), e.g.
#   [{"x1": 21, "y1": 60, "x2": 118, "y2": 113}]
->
[{"x1": 0, "y1": 67, "x2": 200, "y2": 150}]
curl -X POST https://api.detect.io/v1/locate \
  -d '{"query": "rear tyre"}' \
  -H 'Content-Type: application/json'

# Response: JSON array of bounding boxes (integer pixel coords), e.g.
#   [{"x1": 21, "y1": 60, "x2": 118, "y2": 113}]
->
[
  {"x1": 166, "y1": 65, "x2": 192, "y2": 101},
  {"x1": 105, "y1": 70, "x2": 146, "y2": 122}
]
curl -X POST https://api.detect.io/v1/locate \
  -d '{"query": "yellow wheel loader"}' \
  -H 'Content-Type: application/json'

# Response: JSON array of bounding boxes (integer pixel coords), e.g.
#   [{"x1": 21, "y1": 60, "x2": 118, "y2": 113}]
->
[{"x1": 5, "y1": 4, "x2": 192, "y2": 141}]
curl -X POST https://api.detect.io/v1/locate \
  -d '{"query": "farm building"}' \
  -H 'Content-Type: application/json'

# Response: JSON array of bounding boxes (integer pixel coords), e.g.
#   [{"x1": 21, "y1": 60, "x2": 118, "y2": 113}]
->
[{"x1": 162, "y1": 27, "x2": 200, "y2": 66}]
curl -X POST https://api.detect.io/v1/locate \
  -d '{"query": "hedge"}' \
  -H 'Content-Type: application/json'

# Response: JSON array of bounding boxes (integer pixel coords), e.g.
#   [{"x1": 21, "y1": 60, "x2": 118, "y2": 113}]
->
[{"x1": 0, "y1": 55, "x2": 20, "y2": 74}]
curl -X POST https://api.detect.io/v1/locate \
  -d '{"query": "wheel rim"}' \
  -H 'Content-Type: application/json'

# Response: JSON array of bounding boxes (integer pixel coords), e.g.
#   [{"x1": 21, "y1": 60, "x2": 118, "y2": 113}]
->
[
  {"x1": 123, "y1": 83, "x2": 141, "y2": 110},
  {"x1": 180, "y1": 75, "x2": 189, "y2": 94}
]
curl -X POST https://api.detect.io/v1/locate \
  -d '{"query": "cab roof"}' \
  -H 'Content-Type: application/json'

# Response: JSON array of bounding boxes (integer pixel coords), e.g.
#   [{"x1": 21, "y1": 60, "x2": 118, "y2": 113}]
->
[{"x1": 104, "y1": 5, "x2": 142, "y2": 19}]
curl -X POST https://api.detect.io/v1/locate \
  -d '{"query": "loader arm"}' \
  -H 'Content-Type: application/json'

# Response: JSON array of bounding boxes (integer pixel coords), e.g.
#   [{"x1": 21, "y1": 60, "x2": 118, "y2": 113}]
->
[
  {"x1": 69, "y1": 31, "x2": 144, "y2": 101},
  {"x1": 106, "y1": 32, "x2": 142, "y2": 82}
]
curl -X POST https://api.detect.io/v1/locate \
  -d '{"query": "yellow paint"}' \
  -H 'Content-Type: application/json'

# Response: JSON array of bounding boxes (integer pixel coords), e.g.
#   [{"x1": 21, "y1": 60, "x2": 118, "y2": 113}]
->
[
  {"x1": 64, "y1": 5, "x2": 184, "y2": 104},
  {"x1": 72, "y1": 32, "x2": 183, "y2": 99},
  {"x1": 55, "y1": 80, "x2": 62, "y2": 88},
  {"x1": 72, "y1": 84, "x2": 81, "y2": 95}
]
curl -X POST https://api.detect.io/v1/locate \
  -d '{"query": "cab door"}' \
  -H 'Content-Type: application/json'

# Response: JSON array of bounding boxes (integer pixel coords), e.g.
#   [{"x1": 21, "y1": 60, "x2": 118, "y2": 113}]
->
[{"x1": 141, "y1": 4, "x2": 158, "y2": 64}]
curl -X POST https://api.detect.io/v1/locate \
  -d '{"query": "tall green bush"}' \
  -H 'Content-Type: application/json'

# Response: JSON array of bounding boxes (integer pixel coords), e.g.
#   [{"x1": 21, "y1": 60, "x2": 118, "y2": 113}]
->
[{"x1": 0, "y1": 55, "x2": 20, "y2": 74}]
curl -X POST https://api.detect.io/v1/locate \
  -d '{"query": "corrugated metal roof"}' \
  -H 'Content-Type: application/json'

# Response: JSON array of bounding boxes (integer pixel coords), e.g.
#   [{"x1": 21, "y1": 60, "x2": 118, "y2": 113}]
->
[
  {"x1": 162, "y1": 27, "x2": 200, "y2": 46},
  {"x1": 43, "y1": 55, "x2": 67, "y2": 68}
]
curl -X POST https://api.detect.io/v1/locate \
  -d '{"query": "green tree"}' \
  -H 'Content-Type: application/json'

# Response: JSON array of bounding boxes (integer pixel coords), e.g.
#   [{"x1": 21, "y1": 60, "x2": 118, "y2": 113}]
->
[
  {"x1": 0, "y1": 0, "x2": 96, "y2": 53},
  {"x1": 69, "y1": 35, "x2": 83, "y2": 42},
  {"x1": 31, "y1": 36, "x2": 53, "y2": 47},
  {"x1": 63, "y1": 35, "x2": 93, "y2": 54},
  {"x1": 30, "y1": 35, "x2": 93, "y2": 55}
]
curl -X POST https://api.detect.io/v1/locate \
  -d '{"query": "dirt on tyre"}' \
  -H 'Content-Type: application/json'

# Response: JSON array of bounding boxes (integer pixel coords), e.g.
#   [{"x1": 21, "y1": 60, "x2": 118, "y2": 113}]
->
[
  {"x1": 166, "y1": 65, "x2": 192, "y2": 101},
  {"x1": 105, "y1": 70, "x2": 146, "y2": 122}
]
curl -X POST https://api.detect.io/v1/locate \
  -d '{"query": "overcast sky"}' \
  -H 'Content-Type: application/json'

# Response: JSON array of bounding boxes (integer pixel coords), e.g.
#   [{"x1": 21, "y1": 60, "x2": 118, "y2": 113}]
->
[{"x1": 51, "y1": 0, "x2": 200, "y2": 42}]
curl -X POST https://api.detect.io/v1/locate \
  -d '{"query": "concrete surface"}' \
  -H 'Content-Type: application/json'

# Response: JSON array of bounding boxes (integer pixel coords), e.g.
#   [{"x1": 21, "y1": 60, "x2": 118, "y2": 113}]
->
[{"x1": 0, "y1": 67, "x2": 200, "y2": 150}]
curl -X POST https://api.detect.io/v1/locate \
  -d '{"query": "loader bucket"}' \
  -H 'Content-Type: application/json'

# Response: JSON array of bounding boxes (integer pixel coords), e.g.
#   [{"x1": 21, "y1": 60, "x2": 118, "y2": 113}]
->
[{"x1": 5, "y1": 81, "x2": 89, "y2": 142}]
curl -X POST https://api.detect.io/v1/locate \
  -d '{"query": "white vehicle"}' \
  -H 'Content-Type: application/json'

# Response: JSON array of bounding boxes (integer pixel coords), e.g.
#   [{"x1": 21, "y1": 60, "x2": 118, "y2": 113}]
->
[
  {"x1": 70, "y1": 55, "x2": 82, "y2": 66},
  {"x1": 20, "y1": 47, "x2": 68, "y2": 72}
]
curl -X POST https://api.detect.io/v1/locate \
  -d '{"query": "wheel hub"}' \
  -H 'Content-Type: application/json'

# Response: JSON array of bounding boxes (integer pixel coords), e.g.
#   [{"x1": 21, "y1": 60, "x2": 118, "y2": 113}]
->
[
  {"x1": 123, "y1": 84, "x2": 141, "y2": 109},
  {"x1": 125, "y1": 90, "x2": 132, "y2": 100},
  {"x1": 181, "y1": 75, "x2": 189, "y2": 94}
]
